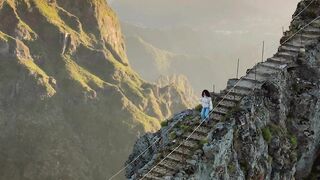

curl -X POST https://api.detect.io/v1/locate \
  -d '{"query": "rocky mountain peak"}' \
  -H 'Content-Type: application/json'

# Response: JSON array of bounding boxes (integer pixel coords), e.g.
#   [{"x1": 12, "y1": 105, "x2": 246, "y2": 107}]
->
[{"x1": 0, "y1": 0, "x2": 198, "y2": 179}]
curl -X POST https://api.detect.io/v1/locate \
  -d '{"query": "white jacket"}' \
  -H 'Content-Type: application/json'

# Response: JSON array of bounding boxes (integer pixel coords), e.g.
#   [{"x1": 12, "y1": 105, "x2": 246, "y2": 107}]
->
[{"x1": 200, "y1": 97, "x2": 213, "y2": 110}]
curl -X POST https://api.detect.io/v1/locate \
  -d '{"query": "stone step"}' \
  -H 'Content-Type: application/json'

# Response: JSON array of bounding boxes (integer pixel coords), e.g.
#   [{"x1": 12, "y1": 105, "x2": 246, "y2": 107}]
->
[
  {"x1": 227, "y1": 78, "x2": 256, "y2": 90},
  {"x1": 217, "y1": 94, "x2": 243, "y2": 103},
  {"x1": 218, "y1": 99, "x2": 237, "y2": 108},
  {"x1": 267, "y1": 57, "x2": 291, "y2": 65},
  {"x1": 213, "y1": 108, "x2": 228, "y2": 116},
  {"x1": 253, "y1": 65, "x2": 279, "y2": 75},
  {"x1": 303, "y1": 26, "x2": 320, "y2": 35},
  {"x1": 301, "y1": 33, "x2": 320, "y2": 40},
  {"x1": 162, "y1": 157, "x2": 185, "y2": 167},
  {"x1": 183, "y1": 132, "x2": 207, "y2": 141},
  {"x1": 170, "y1": 146, "x2": 193, "y2": 156},
  {"x1": 181, "y1": 139, "x2": 199, "y2": 149},
  {"x1": 286, "y1": 37, "x2": 308, "y2": 47},
  {"x1": 144, "y1": 174, "x2": 163, "y2": 180},
  {"x1": 213, "y1": 106, "x2": 230, "y2": 115},
  {"x1": 275, "y1": 51, "x2": 297, "y2": 61},
  {"x1": 290, "y1": 34, "x2": 318, "y2": 46},
  {"x1": 234, "y1": 78, "x2": 258, "y2": 89},
  {"x1": 210, "y1": 113, "x2": 225, "y2": 121},
  {"x1": 225, "y1": 86, "x2": 252, "y2": 97},
  {"x1": 158, "y1": 160, "x2": 178, "y2": 172},
  {"x1": 196, "y1": 126, "x2": 211, "y2": 134},
  {"x1": 151, "y1": 166, "x2": 174, "y2": 176},
  {"x1": 259, "y1": 62, "x2": 284, "y2": 71},
  {"x1": 167, "y1": 152, "x2": 190, "y2": 163},
  {"x1": 267, "y1": 61, "x2": 288, "y2": 69},
  {"x1": 283, "y1": 41, "x2": 304, "y2": 49},
  {"x1": 245, "y1": 72, "x2": 269, "y2": 82},
  {"x1": 242, "y1": 76, "x2": 264, "y2": 83},
  {"x1": 279, "y1": 44, "x2": 301, "y2": 53}
]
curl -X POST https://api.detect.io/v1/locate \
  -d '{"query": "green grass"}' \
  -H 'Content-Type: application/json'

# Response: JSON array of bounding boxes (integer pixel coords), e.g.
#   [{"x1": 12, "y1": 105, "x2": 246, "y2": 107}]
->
[
  {"x1": 169, "y1": 132, "x2": 177, "y2": 140},
  {"x1": 262, "y1": 127, "x2": 272, "y2": 143},
  {"x1": 194, "y1": 104, "x2": 202, "y2": 112},
  {"x1": 239, "y1": 161, "x2": 249, "y2": 175},
  {"x1": 290, "y1": 135, "x2": 298, "y2": 148},
  {"x1": 199, "y1": 138, "x2": 208, "y2": 146},
  {"x1": 179, "y1": 124, "x2": 191, "y2": 132},
  {"x1": 64, "y1": 55, "x2": 105, "y2": 90},
  {"x1": 161, "y1": 120, "x2": 168, "y2": 127},
  {"x1": 268, "y1": 123, "x2": 286, "y2": 136},
  {"x1": 228, "y1": 163, "x2": 236, "y2": 174},
  {"x1": 33, "y1": 0, "x2": 92, "y2": 46},
  {"x1": 19, "y1": 59, "x2": 56, "y2": 97}
]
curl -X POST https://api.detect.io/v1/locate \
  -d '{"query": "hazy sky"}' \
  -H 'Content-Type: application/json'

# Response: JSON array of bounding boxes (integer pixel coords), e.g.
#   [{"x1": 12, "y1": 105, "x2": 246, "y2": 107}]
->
[
  {"x1": 109, "y1": 0, "x2": 300, "y2": 29},
  {"x1": 108, "y1": 0, "x2": 302, "y2": 91}
]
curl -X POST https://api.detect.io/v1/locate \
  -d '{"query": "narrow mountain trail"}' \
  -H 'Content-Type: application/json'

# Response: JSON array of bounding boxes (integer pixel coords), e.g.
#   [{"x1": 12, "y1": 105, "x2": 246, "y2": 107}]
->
[{"x1": 130, "y1": 15, "x2": 320, "y2": 180}]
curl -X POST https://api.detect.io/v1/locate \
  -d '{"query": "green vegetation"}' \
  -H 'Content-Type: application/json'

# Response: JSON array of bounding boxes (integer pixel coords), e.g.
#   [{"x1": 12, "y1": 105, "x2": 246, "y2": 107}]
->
[
  {"x1": 267, "y1": 156, "x2": 273, "y2": 163},
  {"x1": 290, "y1": 135, "x2": 298, "y2": 148},
  {"x1": 169, "y1": 132, "x2": 177, "y2": 140},
  {"x1": 262, "y1": 127, "x2": 272, "y2": 143},
  {"x1": 64, "y1": 56, "x2": 105, "y2": 90},
  {"x1": 32, "y1": 0, "x2": 91, "y2": 46},
  {"x1": 195, "y1": 104, "x2": 202, "y2": 112},
  {"x1": 268, "y1": 123, "x2": 286, "y2": 136},
  {"x1": 161, "y1": 120, "x2": 168, "y2": 127},
  {"x1": 186, "y1": 115, "x2": 194, "y2": 120},
  {"x1": 199, "y1": 138, "x2": 208, "y2": 146},
  {"x1": 227, "y1": 163, "x2": 236, "y2": 174},
  {"x1": 239, "y1": 161, "x2": 249, "y2": 176},
  {"x1": 179, "y1": 124, "x2": 191, "y2": 133}
]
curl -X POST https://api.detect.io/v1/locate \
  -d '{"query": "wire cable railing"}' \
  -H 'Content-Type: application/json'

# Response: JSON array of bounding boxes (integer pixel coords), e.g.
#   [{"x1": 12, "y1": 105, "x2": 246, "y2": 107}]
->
[{"x1": 292, "y1": 0, "x2": 315, "y2": 20}]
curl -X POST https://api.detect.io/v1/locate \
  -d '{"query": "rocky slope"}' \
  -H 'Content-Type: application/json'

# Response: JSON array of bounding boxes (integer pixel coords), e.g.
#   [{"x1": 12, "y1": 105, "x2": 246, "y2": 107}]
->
[
  {"x1": 126, "y1": 0, "x2": 320, "y2": 179},
  {"x1": 0, "y1": 0, "x2": 196, "y2": 179}
]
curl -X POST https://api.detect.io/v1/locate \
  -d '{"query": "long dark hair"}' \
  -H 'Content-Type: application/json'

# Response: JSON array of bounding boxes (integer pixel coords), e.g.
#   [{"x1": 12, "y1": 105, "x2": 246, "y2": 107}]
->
[{"x1": 202, "y1": 90, "x2": 211, "y2": 97}]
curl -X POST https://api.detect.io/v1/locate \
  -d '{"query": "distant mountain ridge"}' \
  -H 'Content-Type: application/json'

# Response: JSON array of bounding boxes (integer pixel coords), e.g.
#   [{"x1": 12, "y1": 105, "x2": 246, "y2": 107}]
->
[
  {"x1": 124, "y1": 32, "x2": 229, "y2": 93},
  {"x1": 0, "y1": 0, "x2": 196, "y2": 179}
]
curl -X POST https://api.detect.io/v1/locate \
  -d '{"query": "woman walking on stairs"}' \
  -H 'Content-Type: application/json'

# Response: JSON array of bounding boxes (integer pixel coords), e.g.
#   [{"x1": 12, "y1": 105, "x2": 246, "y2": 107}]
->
[{"x1": 200, "y1": 90, "x2": 213, "y2": 122}]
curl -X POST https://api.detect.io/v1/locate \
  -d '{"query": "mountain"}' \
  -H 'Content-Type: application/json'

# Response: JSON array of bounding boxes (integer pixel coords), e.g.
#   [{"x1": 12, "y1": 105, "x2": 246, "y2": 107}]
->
[
  {"x1": 127, "y1": 0, "x2": 320, "y2": 179},
  {"x1": 125, "y1": 35, "x2": 225, "y2": 93},
  {"x1": 0, "y1": 0, "x2": 196, "y2": 179}
]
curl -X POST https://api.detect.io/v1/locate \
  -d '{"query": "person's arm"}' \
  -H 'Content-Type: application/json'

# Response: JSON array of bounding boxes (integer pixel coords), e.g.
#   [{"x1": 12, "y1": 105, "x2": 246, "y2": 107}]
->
[{"x1": 209, "y1": 98, "x2": 213, "y2": 110}]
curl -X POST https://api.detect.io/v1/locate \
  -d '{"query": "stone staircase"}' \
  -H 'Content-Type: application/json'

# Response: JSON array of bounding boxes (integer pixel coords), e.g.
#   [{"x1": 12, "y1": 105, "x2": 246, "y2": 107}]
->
[{"x1": 131, "y1": 19, "x2": 320, "y2": 180}]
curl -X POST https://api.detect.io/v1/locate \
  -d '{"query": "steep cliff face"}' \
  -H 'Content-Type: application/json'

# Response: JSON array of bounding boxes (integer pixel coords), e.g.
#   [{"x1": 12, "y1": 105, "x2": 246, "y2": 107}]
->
[
  {"x1": 0, "y1": 0, "x2": 195, "y2": 179},
  {"x1": 126, "y1": 0, "x2": 320, "y2": 179}
]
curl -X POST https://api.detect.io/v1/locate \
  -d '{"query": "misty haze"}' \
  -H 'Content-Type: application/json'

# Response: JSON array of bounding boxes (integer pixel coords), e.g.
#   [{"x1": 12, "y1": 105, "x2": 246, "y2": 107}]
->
[
  {"x1": 109, "y1": 0, "x2": 300, "y2": 92},
  {"x1": 1, "y1": 0, "x2": 320, "y2": 180}
]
